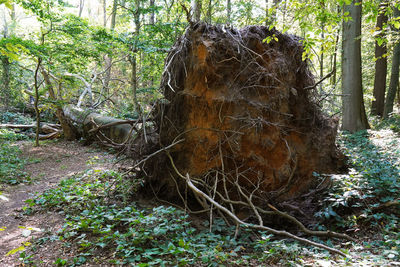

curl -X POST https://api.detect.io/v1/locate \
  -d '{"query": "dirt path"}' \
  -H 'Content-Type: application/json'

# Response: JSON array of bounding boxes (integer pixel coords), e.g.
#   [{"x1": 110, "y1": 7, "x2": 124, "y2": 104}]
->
[{"x1": 0, "y1": 140, "x2": 115, "y2": 266}]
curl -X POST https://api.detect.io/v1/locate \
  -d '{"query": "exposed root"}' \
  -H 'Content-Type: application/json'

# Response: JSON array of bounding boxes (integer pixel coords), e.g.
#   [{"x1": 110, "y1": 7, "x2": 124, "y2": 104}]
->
[{"x1": 164, "y1": 150, "x2": 354, "y2": 257}]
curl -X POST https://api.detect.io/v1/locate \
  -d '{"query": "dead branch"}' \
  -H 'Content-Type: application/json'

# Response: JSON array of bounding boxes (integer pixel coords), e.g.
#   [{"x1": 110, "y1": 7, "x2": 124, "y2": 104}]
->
[
  {"x1": 267, "y1": 204, "x2": 356, "y2": 242},
  {"x1": 185, "y1": 174, "x2": 347, "y2": 257},
  {"x1": 0, "y1": 123, "x2": 61, "y2": 133},
  {"x1": 164, "y1": 150, "x2": 350, "y2": 257},
  {"x1": 304, "y1": 68, "x2": 336, "y2": 91},
  {"x1": 371, "y1": 199, "x2": 400, "y2": 212}
]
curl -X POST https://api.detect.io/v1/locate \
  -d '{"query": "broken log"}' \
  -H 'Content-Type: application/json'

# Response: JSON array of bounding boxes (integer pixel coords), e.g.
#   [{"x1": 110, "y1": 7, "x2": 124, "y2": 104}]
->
[
  {"x1": 142, "y1": 24, "x2": 345, "y2": 205},
  {"x1": 63, "y1": 105, "x2": 134, "y2": 144},
  {"x1": 0, "y1": 123, "x2": 61, "y2": 133}
]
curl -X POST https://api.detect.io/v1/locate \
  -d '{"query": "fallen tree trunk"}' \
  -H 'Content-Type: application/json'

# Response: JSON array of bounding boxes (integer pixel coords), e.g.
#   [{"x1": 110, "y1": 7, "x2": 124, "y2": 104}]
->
[
  {"x1": 63, "y1": 105, "x2": 135, "y2": 144},
  {"x1": 0, "y1": 123, "x2": 61, "y2": 133}
]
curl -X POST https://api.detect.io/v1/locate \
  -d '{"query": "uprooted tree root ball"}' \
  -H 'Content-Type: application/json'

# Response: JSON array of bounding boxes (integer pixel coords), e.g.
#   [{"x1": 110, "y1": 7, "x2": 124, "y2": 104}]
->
[{"x1": 130, "y1": 23, "x2": 351, "y2": 255}]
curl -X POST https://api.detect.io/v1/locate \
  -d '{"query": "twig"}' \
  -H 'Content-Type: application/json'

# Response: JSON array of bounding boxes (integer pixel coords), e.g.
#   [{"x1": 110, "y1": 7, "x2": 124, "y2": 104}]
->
[
  {"x1": 124, "y1": 139, "x2": 185, "y2": 174},
  {"x1": 303, "y1": 68, "x2": 336, "y2": 91}
]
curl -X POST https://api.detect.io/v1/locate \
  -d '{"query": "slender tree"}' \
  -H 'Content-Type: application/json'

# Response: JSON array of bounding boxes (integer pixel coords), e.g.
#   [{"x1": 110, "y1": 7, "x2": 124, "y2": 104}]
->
[
  {"x1": 341, "y1": 0, "x2": 369, "y2": 132},
  {"x1": 371, "y1": 1, "x2": 388, "y2": 117},
  {"x1": 110, "y1": 0, "x2": 118, "y2": 29},
  {"x1": 78, "y1": 0, "x2": 85, "y2": 17},
  {"x1": 383, "y1": 6, "x2": 400, "y2": 118},
  {"x1": 206, "y1": 0, "x2": 212, "y2": 23},
  {"x1": 192, "y1": 0, "x2": 201, "y2": 22},
  {"x1": 0, "y1": 3, "x2": 16, "y2": 110},
  {"x1": 227, "y1": 0, "x2": 231, "y2": 24},
  {"x1": 129, "y1": 0, "x2": 141, "y2": 116},
  {"x1": 102, "y1": 0, "x2": 107, "y2": 27},
  {"x1": 150, "y1": 0, "x2": 155, "y2": 24}
]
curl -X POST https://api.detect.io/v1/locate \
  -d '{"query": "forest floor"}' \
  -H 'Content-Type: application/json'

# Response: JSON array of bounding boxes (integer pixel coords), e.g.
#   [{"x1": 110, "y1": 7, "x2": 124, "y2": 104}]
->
[
  {"x1": 0, "y1": 115, "x2": 399, "y2": 266},
  {"x1": 0, "y1": 140, "x2": 116, "y2": 266}
]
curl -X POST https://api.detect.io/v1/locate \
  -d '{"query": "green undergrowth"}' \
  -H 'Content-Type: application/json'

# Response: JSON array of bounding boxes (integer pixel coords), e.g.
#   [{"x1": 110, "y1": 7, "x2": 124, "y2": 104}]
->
[
  {"x1": 0, "y1": 111, "x2": 33, "y2": 125},
  {"x1": 372, "y1": 113, "x2": 400, "y2": 133},
  {"x1": 15, "y1": 115, "x2": 400, "y2": 266},
  {"x1": 0, "y1": 129, "x2": 29, "y2": 184},
  {"x1": 22, "y1": 169, "x2": 325, "y2": 266},
  {"x1": 315, "y1": 126, "x2": 400, "y2": 262}
]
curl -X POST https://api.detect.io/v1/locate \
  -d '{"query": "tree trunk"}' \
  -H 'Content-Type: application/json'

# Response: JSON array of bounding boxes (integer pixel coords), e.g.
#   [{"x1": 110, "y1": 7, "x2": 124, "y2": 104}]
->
[
  {"x1": 150, "y1": 0, "x2": 155, "y2": 24},
  {"x1": 227, "y1": 0, "x2": 231, "y2": 24},
  {"x1": 371, "y1": 1, "x2": 388, "y2": 117},
  {"x1": 191, "y1": 0, "x2": 202, "y2": 22},
  {"x1": 330, "y1": 28, "x2": 340, "y2": 86},
  {"x1": 102, "y1": 0, "x2": 107, "y2": 27},
  {"x1": 206, "y1": 0, "x2": 212, "y2": 23},
  {"x1": 383, "y1": 7, "x2": 400, "y2": 118},
  {"x1": 129, "y1": 54, "x2": 140, "y2": 116},
  {"x1": 397, "y1": 84, "x2": 400, "y2": 105},
  {"x1": 341, "y1": 0, "x2": 369, "y2": 132},
  {"x1": 0, "y1": 4, "x2": 15, "y2": 110},
  {"x1": 78, "y1": 0, "x2": 85, "y2": 17},
  {"x1": 33, "y1": 58, "x2": 41, "y2": 147},
  {"x1": 130, "y1": 0, "x2": 141, "y2": 116},
  {"x1": 111, "y1": 0, "x2": 118, "y2": 29},
  {"x1": 1, "y1": 56, "x2": 10, "y2": 110},
  {"x1": 103, "y1": 0, "x2": 118, "y2": 97},
  {"x1": 41, "y1": 69, "x2": 79, "y2": 140},
  {"x1": 63, "y1": 105, "x2": 133, "y2": 143}
]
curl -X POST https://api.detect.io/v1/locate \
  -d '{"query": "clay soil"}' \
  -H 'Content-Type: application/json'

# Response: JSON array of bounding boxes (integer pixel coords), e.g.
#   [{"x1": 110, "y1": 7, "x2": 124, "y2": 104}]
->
[{"x1": 0, "y1": 140, "x2": 115, "y2": 266}]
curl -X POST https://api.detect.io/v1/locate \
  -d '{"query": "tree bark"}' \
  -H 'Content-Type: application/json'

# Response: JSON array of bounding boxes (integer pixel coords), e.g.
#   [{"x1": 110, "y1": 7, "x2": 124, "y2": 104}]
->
[
  {"x1": 371, "y1": 1, "x2": 388, "y2": 117},
  {"x1": 0, "y1": 4, "x2": 16, "y2": 110},
  {"x1": 41, "y1": 69, "x2": 79, "y2": 140},
  {"x1": 227, "y1": 0, "x2": 231, "y2": 24},
  {"x1": 341, "y1": 0, "x2": 369, "y2": 132},
  {"x1": 383, "y1": 7, "x2": 400, "y2": 118},
  {"x1": 103, "y1": 0, "x2": 118, "y2": 97},
  {"x1": 206, "y1": 0, "x2": 212, "y2": 23},
  {"x1": 191, "y1": 0, "x2": 202, "y2": 22},
  {"x1": 33, "y1": 58, "x2": 41, "y2": 147},
  {"x1": 130, "y1": 0, "x2": 141, "y2": 116},
  {"x1": 150, "y1": 0, "x2": 155, "y2": 24},
  {"x1": 110, "y1": 0, "x2": 118, "y2": 29},
  {"x1": 1, "y1": 56, "x2": 10, "y2": 110},
  {"x1": 63, "y1": 105, "x2": 133, "y2": 143},
  {"x1": 78, "y1": 0, "x2": 85, "y2": 17},
  {"x1": 102, "y1": 0, "x2": 107, "y2": 27}
]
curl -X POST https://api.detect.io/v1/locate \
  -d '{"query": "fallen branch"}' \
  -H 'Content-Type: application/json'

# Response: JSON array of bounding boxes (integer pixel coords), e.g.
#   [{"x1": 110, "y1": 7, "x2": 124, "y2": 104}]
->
[
  {"x1": 267, "y1": 204, "x2": 356, "y2": 242},
  {"x1": 304, "y1": 68, "x2": 336, "y2": 91},
  {"x1": 164, "y1": 151, "x2": 350, "y2": 257},
  {"x1": 28, "y1": 131, "x2": 62, "y2": 140},
  {"x1": 371, "y1": 199, "x2": 400, "y2": 212},
  {"x1": 185, "y1": 174, "x2": 347, "y2": 257},
  {"x1": 0, "y1": 124, "x2": 36, "y2": 129}
]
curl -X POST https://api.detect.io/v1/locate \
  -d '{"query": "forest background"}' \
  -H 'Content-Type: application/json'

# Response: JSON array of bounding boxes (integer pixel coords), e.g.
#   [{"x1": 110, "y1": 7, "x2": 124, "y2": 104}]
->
[{"x1": 0, "y1": 0, "x2": 400, "y2": 266}]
